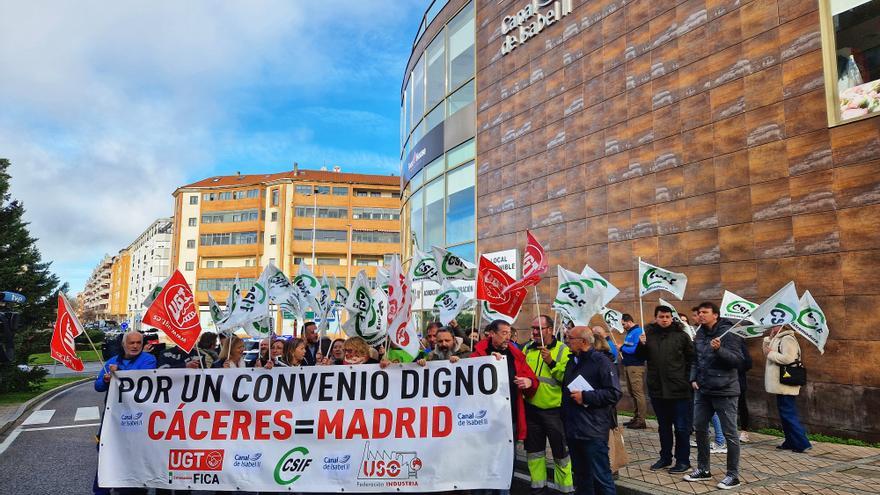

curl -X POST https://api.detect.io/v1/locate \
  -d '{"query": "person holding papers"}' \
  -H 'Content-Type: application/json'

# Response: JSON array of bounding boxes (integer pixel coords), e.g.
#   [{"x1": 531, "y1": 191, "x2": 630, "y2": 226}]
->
[{"x1": 562, "y1": 326, "x2": 622, "y2": 495}]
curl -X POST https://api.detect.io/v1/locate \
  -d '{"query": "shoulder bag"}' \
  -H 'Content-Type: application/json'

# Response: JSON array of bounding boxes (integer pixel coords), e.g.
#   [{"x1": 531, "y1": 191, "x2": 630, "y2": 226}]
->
[{"x1": 778, "y1": 341, "x2": 807, "y2": 386}]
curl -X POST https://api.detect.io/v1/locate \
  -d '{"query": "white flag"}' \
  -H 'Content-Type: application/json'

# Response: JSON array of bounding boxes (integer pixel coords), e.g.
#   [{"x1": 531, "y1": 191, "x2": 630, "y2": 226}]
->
[
  {"x1": 638, "y1": 259, "x2": 687, "y2": 299},
  {"x1": 410, "y1": 248, "x2": 441, "y2": 283},
  {"x1": 332, "y1": 275, "x2": 348, "y2": 308},
  {"x1": 730, "y1": 325, "x2": 769, "y2": 339},
  {"x1": 342, "y1": 271, "x2": 387, "y2": 345},
  {"x1": 264, "y1": 263, "x2": 294, "y2": 303},
  {"x1": 720, "y1": 290, "x2": 758, "y2": 323},
  {"x1": 434, "y1": 280, "x2": 473, "y2": 326},
  {"x1": 376, "y1": 266, "x2": 390, "y2": 293},
  {"x1": 747, "y1": 281, "x2": 800, "y2": 328},
  {"x1": 790, "y1": 290, "x2": 829, "y2": 354},
  {"x1": 433, "y1": 246, "x2": 477, "y2": 281},
  {"x1": 207, "y1": 292, "x2": 226, "y2": 326},
  {"x1": 142, "y1": 275, "x2": 171, "y2": 308},
  {"x1": 316, "y1": 275, "x2": 333, "y2": 334},
  {"x1": 580, "y1": 265, "x2": 619, "y2": 306},
  {"x1": 481, "y1": 300, "x2": 518, "y2": 325},
  {"x1": 599, "y1": 306, "x2": 625, "y2": 333},
  {"x1": 228, "y1": 268, "x2": 272, "y2": 338},
  {"x1": 552, "y1": 266, "x2": 605, "y2": 326},
  {"x1": 387, "y1": 256, "x2": 418, "y2": 357},
  {"x1": 658, "y1": 298, "x2": 695, "y2": 339},
  {"x1": 293, "y1": 263, "x2": 323, "y2": 315},
  {"x1": 216, "y1": 276, "x2": 242, "y2": 334}
]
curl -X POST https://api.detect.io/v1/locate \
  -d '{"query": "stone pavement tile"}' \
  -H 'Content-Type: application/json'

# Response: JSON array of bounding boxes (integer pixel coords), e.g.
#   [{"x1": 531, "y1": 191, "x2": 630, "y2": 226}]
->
[
  {"x1": 802, "y1": 467, "x2": 880, "y2": 493},
  {"x1": 736, "y1": 480, "x2": 862, "y2": 494}
]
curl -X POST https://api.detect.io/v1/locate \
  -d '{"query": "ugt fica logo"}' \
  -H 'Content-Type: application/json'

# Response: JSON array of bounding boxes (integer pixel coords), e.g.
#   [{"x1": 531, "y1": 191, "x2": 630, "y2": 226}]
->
[{"x1": 358, "y1": 442, "x2": 422, "y2": 480}]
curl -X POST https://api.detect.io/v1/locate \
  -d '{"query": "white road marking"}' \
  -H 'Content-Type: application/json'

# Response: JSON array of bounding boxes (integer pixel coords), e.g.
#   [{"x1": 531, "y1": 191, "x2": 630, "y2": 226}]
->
[
  {"x1": 21, "y1": 409, "x2": 55, "y2": 425},
  {"x1": 74, "y1": 406, "x2": 100, "y2": 422},
  {"x1": 22, "y1": 422, "x2": 100, "y2": 432},
  {"x1": 0, "y1": 430, "x2": 21, "y2": 457}
]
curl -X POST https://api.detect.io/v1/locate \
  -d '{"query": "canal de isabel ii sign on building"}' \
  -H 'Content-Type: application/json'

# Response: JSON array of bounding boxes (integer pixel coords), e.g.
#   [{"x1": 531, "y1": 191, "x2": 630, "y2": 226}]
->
[{"x1": 500, "y1": 0, "x2": 573, "y2": 56}]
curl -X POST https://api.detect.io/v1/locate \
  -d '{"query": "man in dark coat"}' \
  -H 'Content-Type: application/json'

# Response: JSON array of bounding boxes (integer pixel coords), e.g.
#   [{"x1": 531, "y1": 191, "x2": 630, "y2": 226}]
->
[
  {"x1": 684, "y1": 302, "x2": 744, "y2": 490},
  {"x1": 562, "y1": 326, "x2": 622, "y2": 495},
  {"x1": 636, "y1": 305, "x2": 695, "y2": 473}
]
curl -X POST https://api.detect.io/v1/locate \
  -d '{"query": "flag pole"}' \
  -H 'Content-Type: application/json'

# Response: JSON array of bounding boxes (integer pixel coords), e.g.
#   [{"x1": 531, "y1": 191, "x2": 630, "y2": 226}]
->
[
  {"x1": 637, "y1": 257, "x2": 645, "y2": 329},
  {"x1": 534, "y1": 286, "x2": 545, "y2": 347},
  {"x1": 470, "y1": 302, "x2": 481, "y2": 352},
  {"x1": 81, "y1": 326, "x2": 106, "y2": 371}
]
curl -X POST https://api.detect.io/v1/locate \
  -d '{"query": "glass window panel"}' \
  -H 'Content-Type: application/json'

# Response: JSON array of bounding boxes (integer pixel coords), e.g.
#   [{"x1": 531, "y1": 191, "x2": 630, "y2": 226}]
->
[
  {"x1": 447, "y1": 138, "x2": 475, "y2": 168},
  {"x1": 333, "y1": 187, "x2": 348, "y2": 196},
  {"x1": 448, "y1": 1, "x2": 475, "y2": 91},
  {"x1": 412, "y1": 54, "x2": 425, "y2": 125},
  {"x1": 426, "y1": 32, "x2": 446, "y2": 109},
  {"x1": 424, "y1": 177, "x2": 444, "y2": 248},
  {"x1": 425, "y1": 103, "x2": 444, "y2": 134},
  {"x1": 830, "y1": 0, "x2": 880, "y2": 122},
  {"x1": 410, "y1": 187, "x2": 424, "y2": 251},
  {"x1": 446, "y1": 242, "x2": 475, "y2": 264},
  {"x1": 447, "y1": 79, "x2": 475, "y2": 116},
  {"x1": 411, "y1": 118, "x2": 424, "y2": 147},
  {"x1": 424, "y1": 156, "x2": 444, "y2": 182},
  {"x1": 446, "y1": 162, "x2": 475, "y2": 246},
  {"x1": 410, "y1": 169, "x2": 423, "y2": 191}
]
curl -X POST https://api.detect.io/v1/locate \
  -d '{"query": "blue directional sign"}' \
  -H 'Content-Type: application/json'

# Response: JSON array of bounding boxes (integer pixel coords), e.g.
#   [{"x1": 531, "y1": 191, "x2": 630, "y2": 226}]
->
[{"x1": 0, "y1": 292, "x2": 26, "y2": 304}]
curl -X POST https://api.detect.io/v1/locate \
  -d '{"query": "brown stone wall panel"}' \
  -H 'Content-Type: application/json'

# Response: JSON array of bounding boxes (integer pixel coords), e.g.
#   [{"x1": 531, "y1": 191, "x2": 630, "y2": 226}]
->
[
  {"x1": 680, "y1": 92, "x2": 712, "y2": 132},
  {"x1": 651, "y1": 38, "x2": 680, "y2": 79},
  {"x1": 653, "y1": 134, "x2": 683, "y2": 172},
  {"x1": 792, "y1": 209, "x2": 840, "y2": 255},
  {"x1": 632, "y1": 235, "x2": 660, "y2": 264},
  {"x1": 583, "y1": 159, "x2": 605, "y2": 189},
  {"x1": 630, "y1": 173, "x2": 656, "y2": 208},
  {"x1": 546, "y1": 168, "x2": 569, "y2": 200},
  {"x1": 781, "y1": 49, "x2": 824, "y2": 100},
  {"x1": 608, "y1": 239, "x2": 634, "y2": 272},
  {"x1": 790, "y1": 169, "x2": 835, "y2": 215},
  {"x1": 530, "y1": 223, "x2": 566, "y2": 252},
  {"x1": 685, "y1": 263, "x2": 722, "y2": 300},
  {"x1": 741, "y1": 0, "x2": 779, "y2": 39},
  {"x1": 629, "y1": 113, "x2": 654, "y2": 148},
  {"x1": 716, "y1": 185, "x2": 753, "y2": 227},
  {"x1": 564, "y1": 218, "x2": 587, "y2": 249},
  {"x1": 628, "y1": 142, "x2": 655, "y2": 179},
  {"x1": 603, "y1": 33, "x2": 627, "y2": 72},
  {"x1": 583, "y1": 75, "x2": 606, "y2": 109},
  {"x1": 659, "y1": 232, "x2": 689, "y2": 267},
  {"x1": 777, "y1": 0, "x2": 816, "y2": 24},
  {"x1": 795, "y1": 252, "x2": 843, "y2": 297},
  {"x1": 743, "y1": 65, "x2": 783, "y2": 111},
  {"x1": 605, "y1": 121, "x2": 632, "y2": 157},
  {"x1": 627, "y1": 81, "x2": 655, "y2": 121},
  {"x1": 656, "y1": 198, "x2": 688, "y2": 235},
  {"x1": 477, "y1": 213, "x2": 501, "y2": 240},
  {"x1": 755, "y1": 256, "x2": 798, "y2": 296},
  {"x1": 748, "y1": 140, "x2": 789, "y2": 183},
  {"x1": 479, "y1": 190, "x2": 502, "y2": 217},
  {"x1": 653, "y1": 101, "x2": 680, "y2": 141},
  {"x1": 686, "y1": 227, "x2": 721, "y2": 265},
  {"x1": 603, "y1": 6, "x2": 627, "y2": 42},
  {"x1": 844, "y1": 295, "x2": 880, "y2": 340},
  {"x1": 626, "y1": 0, "x2": 655, "y2": 30},
  {"x1": 605, "y1": 92, "x2": 629, "y2": 128},
  {"x1": 829, "y1": 119, "x2": 880, "y2": 168},
  {"x1": 514, "y1": 126, "x2": 538, "y2": 161},
  {"x1": 786, "y1": 129, "x2": 832, "y2": 176},
  {"x1": 713, "y1": 113, "x2": 746, "y2": 155},
  {"x1": 625, "y1": 20, "x2": 651, "y2": 61},
  {"x1": 742, "y1": 28, "x2": 778, "y2": 76},
  {"x1": 782, "y1": 89, "x2": 827, "y2": 138},
  {"x1": 631, "y1": 205, "x2": 658, "y2": 238},
  {"x1": 710, "y1": 43, "x2": 749, "y2": 88},
  {"x1": 625, "y1": 52, "x2": 652, "y2": 91},
  {"x1": 720, "y1": 260, "x2": 759, "y2": 298},
  {"x1": 564, "y1": 56, "x2": 586, "y2": 90},
  {"x1": 842, "y1": 251, "x2": 880, "y2": 295},
  {"x1": 607, "y1": 209, "x2": 633, "y2": 242},
  {"x1": 745, "y1": 103, "x2": 786, "y2": 148},
  {"x1": 753, "y1": 216, "x2": 794, "y2": 259},
  {"x1": 707, "y1": 9, "x2": 742, "y2": 53},
  {"x1": 686, "y1": 192, "x2": 719, "y2": 230},
  {"x1": 683, "y1": 158, "x2": 716, "y2": 198},
  {"x1": 584, "y1": 214, "x2": 608, "y2": 245},
  {"x1": 839, "y1": 204, "x2": 880, "y2": 252},
  {"x1": 606, "y1": 179, "x2": 631, "y2": 213},
  {"x1": 714, "y1": 150, "x2": 750, "y2": 190},
  {"x1": 683, "y1": 125, "x2": 716, "y2": 164},
  {"x1": 833, "y1": 160, "x2": 880, "y2": 210},
  {"x1": 584, "y1": 243, "x2": 611, "y2": 272},
  {"x1": 654, "y1": 166, "x2": 685, "y2": 203},
  {"x1": 710, "y1": 78, "x2": 745, "y2": 122},
  {"x1": 648, "y1": 6, "x2": 677, "y2": 50},
  {"x1": 678, "y1": 25, "x2": 710, "y2": 70},
  {"x1": 719, "y1": 223, "x2": 755, "y2": 262},
  {"x1": 584, "y1": 185, "x2": 608, "y2": 217},
  {"x1": 751, "y1": 177, "x2": 791, "y2": 221},
  {"x1": 778, "y1": 9, "x2": 821, "y2": 62},
  {"x1": 603, "y1": 150, "x2": 629, "y2": 184},
  {"x1": 607, "y1": 270, "x2": 636, "y2": 302}
]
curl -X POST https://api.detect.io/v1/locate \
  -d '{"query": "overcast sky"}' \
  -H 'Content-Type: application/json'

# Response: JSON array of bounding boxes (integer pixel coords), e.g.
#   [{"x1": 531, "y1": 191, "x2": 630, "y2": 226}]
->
[{"x1": 0, "y1": 1, "x2": 424, "y2": 293}]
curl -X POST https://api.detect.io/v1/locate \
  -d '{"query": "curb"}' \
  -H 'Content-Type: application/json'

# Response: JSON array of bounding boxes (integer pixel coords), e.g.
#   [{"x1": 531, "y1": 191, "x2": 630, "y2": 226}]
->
[{"x1": 0, "y1": 378, "x2": 90, "y2": 439}]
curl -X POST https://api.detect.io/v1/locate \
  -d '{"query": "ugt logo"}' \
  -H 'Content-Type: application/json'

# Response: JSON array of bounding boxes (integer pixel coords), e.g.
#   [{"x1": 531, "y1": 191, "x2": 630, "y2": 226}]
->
[{"x1": 358, "y1": 442, "x2": 422, "y2": 480}]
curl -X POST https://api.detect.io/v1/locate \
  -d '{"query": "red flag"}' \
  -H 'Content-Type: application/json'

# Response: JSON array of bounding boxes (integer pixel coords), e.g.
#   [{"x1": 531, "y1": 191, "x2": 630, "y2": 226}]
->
[
  {"x1": 51, "y1": 294, "x2": 85, "y2": 372},
  {"x1": 477, "y1": 256, "x2": 527, "y2": 319},
  {"x1": 503, "y1": 230, "x2": 548, "y2": 293},
  {"x1": 142, "y1": 269, "x2": 202, "y2": 352}
]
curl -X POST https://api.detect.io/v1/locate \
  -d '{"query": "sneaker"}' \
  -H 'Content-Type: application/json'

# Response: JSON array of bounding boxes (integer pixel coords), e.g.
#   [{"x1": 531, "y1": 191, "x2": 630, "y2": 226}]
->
[
  {"x1": 776, "y1": 444, "x2": 792, "y2": 450},
  {"x1": 710, "y1": 442, "x2": 728, "y2": 454},
  {"x1": 793, "y1": 446, "x2": 813, "y2": 453},
  {"x1": 683, "y1": 469, "x2": 712, "y2": 482},
  {"x1": 650, "y1": 459, "x2": 672, "y2": 471},
  {"x1": 626, "y1": 421, "x2": 647, "y2": 430},
  {"x1": 717, "y1": 475, "x2": 740, "y2": 490},
  {"x1": 739, "y1": 431, "x2": 750, "y2": 443},
  {"x1": 668, "y1": 463, "x2": 691, "y2": 474},
  {"x1": 690, "y1": 438, "x2": 697, "y2": 447}
]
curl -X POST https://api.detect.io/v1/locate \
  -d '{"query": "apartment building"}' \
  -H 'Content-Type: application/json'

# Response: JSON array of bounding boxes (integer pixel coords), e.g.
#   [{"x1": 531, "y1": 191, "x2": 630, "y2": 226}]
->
[
  {"x1": 126, "y1": 218, "x2": 173, "y2": 328},
  {"x1": 108, "y1": 249, "x2": 130, "y2": 322},
  {"x1": 80, "y1": 255, "x2": 113, "y2": 321},
  {"x1": 170, "y1": 166, "x2": 401, "y2": 332}
]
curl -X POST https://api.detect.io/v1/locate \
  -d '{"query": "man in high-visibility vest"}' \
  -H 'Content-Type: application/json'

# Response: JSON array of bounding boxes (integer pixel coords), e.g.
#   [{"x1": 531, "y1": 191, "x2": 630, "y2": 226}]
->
[{"x1": 522, "y1": 315, "x2": 574, "y2": 494}]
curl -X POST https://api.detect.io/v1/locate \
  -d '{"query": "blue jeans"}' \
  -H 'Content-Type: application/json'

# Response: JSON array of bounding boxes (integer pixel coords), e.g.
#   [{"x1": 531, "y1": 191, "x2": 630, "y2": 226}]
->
[
  {"x1": 711, "y1": 413, "x2": 725, "y2": 444},
  {"x1": 568, "y1": 436, "x2": 616, "y2": 495},
  {"x1": 651, "y1": 398, "x2": 691, "y2": 465},
  {"x1": 777, "y1": 395, "x2": 811, "y2": 451}
]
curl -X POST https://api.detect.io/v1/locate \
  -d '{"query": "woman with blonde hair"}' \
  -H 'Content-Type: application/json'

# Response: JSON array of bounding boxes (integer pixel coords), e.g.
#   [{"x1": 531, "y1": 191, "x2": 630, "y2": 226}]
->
[
  {"x1": 213, "y1": 335, "x2": 246, "y2": 368},
  {"x1": 282, "y1": 338, "x2": 307, "y2": 367},
  {"x1": 342, "y1": 337, "x2": 378, "y2": 365}
]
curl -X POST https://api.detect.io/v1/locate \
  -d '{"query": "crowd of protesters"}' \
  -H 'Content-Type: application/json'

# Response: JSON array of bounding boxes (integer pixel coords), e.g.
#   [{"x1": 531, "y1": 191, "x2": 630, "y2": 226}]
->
[{"x1": 93, "y1": 300, "x2": 812, "y2": 495}]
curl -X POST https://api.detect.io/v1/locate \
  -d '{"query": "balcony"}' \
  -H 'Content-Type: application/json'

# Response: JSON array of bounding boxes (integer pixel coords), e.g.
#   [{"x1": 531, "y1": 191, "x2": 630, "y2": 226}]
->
[
  {"x1": 199, "y1": 220, "x2": 262, "y2": 235},
  {"x1": 199, "y1": 243, "x2": 262, "y2": 258}
]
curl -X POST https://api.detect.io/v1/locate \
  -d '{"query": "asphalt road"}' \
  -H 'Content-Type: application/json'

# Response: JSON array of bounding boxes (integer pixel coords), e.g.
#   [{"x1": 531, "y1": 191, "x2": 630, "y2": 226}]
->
[{"x1": 0, "y1": 380, "x2": 530, "y2": 495}]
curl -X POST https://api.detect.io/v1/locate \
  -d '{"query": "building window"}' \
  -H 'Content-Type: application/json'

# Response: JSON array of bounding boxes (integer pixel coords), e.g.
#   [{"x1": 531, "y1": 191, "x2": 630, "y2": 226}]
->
[
  {"x1": 426, "y1": 32, "x2": 445, "y2": 110},
  {"x1": 185, "y1": 262, "x2": 194, "y2": 271},
  {"x1": 333, "y1": 187, "x2": 348, "y2": 196},
  {"x1": 295, "y1": 185, "x2": 312, "y2": 195},
  {"x1": 352, "y1": 231, "x2": 400, "y2": 244},
  {"x1": 424, "y1": 177, "x2": 444, "y2": 248},
  {"x1": 352, "y1": 207, "x2": 400, "y2": 220},
  {"x1": 189, "y1": 195, "x2": 198, "y2": 205},
  {"x1": 269, "y1": 234, "x2": 277, "y2": 245},
  {"x1": 293, "y1": 229, "x2": 347, "y2": 242},
  {"x1": 355, "y1": 190, "x2": 368, "y2": 197},
  {"x1": 201, "y1": 209, "x2": 259, "y2": 224},
  {"x1": 355, "y1": 257, "x2": 380, "y2": 266},
  {"x1": 269, "y1": 258, "x2": 275, "y2": 265},
  {"x1": 186, "y1": 240, "x2": 196, "y2": 249},
  {"x1": 448, "y1": 79, "x2": 475, "y2": 117},
  {"x1": 188, "y1": 217, "x2": 197, "y2": 227},
  {"x1": 206, "y1": 260, "x2": 215, "y2": 268},
  {"x1": 271, "y1": 211, "x2": 278, "y2": 222},
  {"x1": 820, "y1": 0, "x2": 880, "y2": 125},
  {"x1": 383, "y1": 254, "x2": 395, "y2": 265},
  {"x1": 410, "y1": 188, "x2": 424, "y2": 251},
  {"x1": 294, "y1": 206, "x2": 347, "y2": 219},
  {"x1": 448, "y1": 1, "x2": 475, "y2": 91},
  {"x1": 199, "y1": 231, "x2": 258, "y2": 246},
  {"x1": 271, "y1": 188, "x2": 280, "y2": 206},
  {"x1": 197, "y1": 277, "x2": 255, "y2": 292},
  {"x1": 412, "y1": 53, "x2": 425, "y2": 124},
  {"x1": 446, "y1": 162, "x2": 475, "y2": 246},
  {"x1": 316, "y1": 257, "x2": 341, "y2": 266}
]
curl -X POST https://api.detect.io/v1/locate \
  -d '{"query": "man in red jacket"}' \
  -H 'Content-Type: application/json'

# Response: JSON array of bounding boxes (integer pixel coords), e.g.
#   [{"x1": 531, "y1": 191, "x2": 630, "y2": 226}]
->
[{"x1": 471, "y1": 319, "x2": 539, "y2": 442}]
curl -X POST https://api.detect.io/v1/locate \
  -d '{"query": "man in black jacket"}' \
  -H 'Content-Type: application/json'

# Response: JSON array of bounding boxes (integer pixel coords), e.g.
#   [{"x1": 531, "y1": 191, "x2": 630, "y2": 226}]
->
[
  {"x1": 684, "y1": 302, "x2": 744, "y2": 490},
  {"x1": 636, "y1": 305, "x2": 695, "y2": 474},
  {"x1": 562, "y1": 326, "x2": 622, "y2": 495}
]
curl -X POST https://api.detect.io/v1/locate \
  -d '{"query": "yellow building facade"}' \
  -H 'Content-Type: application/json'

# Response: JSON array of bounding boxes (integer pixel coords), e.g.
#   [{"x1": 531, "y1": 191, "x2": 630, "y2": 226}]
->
[{"x1": 108, "y1": 250, "x2": 130, "y2": 321}]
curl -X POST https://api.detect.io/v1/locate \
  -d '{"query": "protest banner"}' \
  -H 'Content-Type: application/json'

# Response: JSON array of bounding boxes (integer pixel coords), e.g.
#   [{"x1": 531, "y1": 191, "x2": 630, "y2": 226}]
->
[{"x1": 98, "y1": 358, "x2": 514, "y2": 492}]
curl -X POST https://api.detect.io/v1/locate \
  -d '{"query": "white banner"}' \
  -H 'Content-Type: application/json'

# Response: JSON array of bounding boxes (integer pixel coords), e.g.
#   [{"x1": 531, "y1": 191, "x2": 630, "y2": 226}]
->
[
  {"x1": 99, "y1": 359, "x2": 514, "y2": 492},
  {"x1": 720, "y1": 290, "x2": 757, "y2": 323},
  {"x1": 638, "y1": 259, "x2": 687, "y2": 299},
  {"x1": 790, "y1": 290, "x2": 829, "y2": 354}
]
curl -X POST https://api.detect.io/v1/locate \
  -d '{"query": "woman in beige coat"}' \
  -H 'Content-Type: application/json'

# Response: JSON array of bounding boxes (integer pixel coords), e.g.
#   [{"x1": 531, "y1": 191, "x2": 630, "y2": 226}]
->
[{"x1": 763, "y1": 326, "x2": 812, "y2": 452}]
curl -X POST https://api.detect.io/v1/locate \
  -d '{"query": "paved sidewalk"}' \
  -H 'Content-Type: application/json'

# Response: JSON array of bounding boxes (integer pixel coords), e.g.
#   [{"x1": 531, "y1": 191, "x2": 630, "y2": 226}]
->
[{"x1": 521, "y1": 416, "x2": 880, "y2": 494}]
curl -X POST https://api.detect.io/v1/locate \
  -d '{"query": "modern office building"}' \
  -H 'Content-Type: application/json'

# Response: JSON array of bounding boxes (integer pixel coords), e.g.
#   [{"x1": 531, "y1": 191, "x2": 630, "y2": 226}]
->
[
  {"x1": 170, "y1": 167, "x2": 401, "y2": 333},
  {"x1": 401, "y1": 0, "x2": 880, "y2": 440}
]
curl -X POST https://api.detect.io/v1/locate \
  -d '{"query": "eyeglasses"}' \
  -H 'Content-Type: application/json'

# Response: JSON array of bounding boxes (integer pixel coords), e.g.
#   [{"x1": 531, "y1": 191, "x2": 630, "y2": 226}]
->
[
  {"x1": 343, "y1": 349, "x2": 359, "y2": 356},
  {"x1": 530, "y1": 326, "x2": 547, "y2": 331}
]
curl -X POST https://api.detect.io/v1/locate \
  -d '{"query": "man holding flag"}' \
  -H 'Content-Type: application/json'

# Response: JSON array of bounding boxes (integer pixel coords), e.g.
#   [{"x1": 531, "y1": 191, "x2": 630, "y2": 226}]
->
[
  {"x1": 521, "y1": 315, "x2": 574, "y2": 495},
  {"x1": 619, "y1": 314, "x2": 647, "y2": 430}
]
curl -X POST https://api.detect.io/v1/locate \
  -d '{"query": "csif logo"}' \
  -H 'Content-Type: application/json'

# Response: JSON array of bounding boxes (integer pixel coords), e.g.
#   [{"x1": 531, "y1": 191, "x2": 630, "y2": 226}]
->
[
  {"x1": 413, "y1": 259, "x2": 439, "y2": 280},
  {"x1": 555, "y1": 279, "x2": 595, "y2": 308},
  {"x1": 726, "y1": 300, "x2": 757, "y2": 316},
  {"x1": 358, "y1": 442, "x2": 422, "y2": 480},
  {"x1": 757, "y1": 304, "x2": 797, "y2": 326},
  {"x1": 796, "y1": 307, "x2": 825, "y2": 331},
  {"x1": 274, "y1": 446, "x2": 312, "y2": 485}
]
